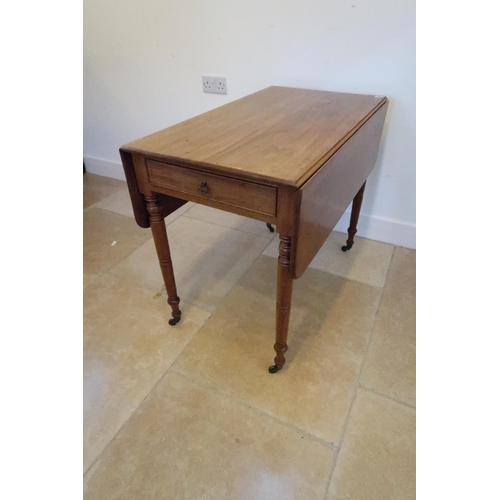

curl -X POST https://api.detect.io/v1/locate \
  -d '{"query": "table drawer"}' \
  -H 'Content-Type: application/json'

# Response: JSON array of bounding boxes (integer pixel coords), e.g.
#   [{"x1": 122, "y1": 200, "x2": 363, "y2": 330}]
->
[{"x1": 147, "y1": 160, "x2": 277, "y2": 216}]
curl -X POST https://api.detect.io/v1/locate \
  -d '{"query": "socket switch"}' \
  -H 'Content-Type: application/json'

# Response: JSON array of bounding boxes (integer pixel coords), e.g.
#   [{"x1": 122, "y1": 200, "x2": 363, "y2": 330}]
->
[{"x1": 202, "y1": 76, "x2": 227, "y2": 95}]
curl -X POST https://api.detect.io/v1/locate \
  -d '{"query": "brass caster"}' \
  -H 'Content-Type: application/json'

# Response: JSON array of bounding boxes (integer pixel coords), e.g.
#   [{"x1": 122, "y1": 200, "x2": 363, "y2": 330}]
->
[
  {"x1": 169, "y1": 315, "x2": 181, "y2": 326},
  {"x1": 268, "y1": 364, "x2": 282, "y2": 374}
]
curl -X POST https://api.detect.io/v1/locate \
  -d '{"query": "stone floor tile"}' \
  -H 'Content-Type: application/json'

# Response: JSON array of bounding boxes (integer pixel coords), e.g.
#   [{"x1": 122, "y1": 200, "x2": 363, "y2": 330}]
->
[
  {"x1": 84, "y1": 371, "x2": 334, "y2": 500},
  {"x1": 360, "y1": 247, "x2": 416, "y2": 406},
  {"x1": 326, "y1": 389, "x2": 415, "y2": 499},
  {"x1": 173, "y1": 255, "x2": 381, "y2": 444}
]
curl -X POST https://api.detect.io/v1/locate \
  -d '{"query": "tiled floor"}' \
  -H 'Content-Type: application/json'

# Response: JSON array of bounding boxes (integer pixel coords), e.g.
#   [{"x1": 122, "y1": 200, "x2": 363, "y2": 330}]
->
[{"x1": 83, "y1": 173, "x2": 416, "y2": 499}]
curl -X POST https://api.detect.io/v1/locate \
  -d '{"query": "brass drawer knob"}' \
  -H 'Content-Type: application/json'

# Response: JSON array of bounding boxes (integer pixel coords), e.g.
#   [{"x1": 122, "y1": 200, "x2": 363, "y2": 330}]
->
[{"x1": 198, "y1": 181, "x2": 209, "y2": 193}]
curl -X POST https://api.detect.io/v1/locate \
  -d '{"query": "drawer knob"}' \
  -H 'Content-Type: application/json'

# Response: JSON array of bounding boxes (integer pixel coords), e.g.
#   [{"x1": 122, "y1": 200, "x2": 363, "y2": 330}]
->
[{"x1": 198, "y1": 181, "x2": 209, "y2": 193}]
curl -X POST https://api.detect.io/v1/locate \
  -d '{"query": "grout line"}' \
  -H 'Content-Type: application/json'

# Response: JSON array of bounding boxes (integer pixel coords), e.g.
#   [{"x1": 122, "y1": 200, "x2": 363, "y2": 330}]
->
[
  {"x1": 84, "y1": 195, "x2": 407, "y2": 488},
  {"x1": 340, "y1": 241, "x2": 414, "y2": 412},
  {"x1": 85, "y1": 199, "x2": 269, "y2": 471},
  {"x1": 172, "y1": 369, "x2": 338, "y2": 453},
  {"x1": 92, "y1": 207, "x2": 135, "y2": 219},
  {"x1": 321, "y1": 388, "x2": 358, "y2": 500},
  {"x1": 305, "y1": 273, "x2": 386, "y2": 293},
  {"x1": 321, "y1": 249, "x2": 392, "y2": 500},
  {"x1": 357, "y1": 384, "x2": 416, "y2": 409},
  {"x1": 380, "y1": 243, "x2": 397, "y2": 289},
  {"x1": 83, "y1": 203, "x2": 131, "y2": 217},
  {"x1": 84, "y1": 378, "x2": 168, "y2": 477},
  {"x1": 164, "y1": 204, "x2": 197, "y2": 228},
  {"x1": 85, "y1": 208, "x2": 272, "y2": 477},
  {"x1": 156, "y1": 211, "x2": 275, "y2": 315},
  {"x1": 181, "y1": 211, "x2": 276, "y2": 240},
  {"x1": 83, "y1": 307, "x2": 214, "y2": 478},
  {"x1": 178, "y1": 229, "x2": 276, "y2": 312},
  {"x1": 341, "y1": 276, "x2": 385, "y2": 289},
  {"x1": 156, "y1": 287, "x2": 215, "y2": 316}
]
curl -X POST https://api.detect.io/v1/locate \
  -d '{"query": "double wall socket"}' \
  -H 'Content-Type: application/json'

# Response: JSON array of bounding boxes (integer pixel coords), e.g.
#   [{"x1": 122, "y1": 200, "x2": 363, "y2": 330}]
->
[{"x1": 202, "y1": 76, "x2": 227, "y2": 95}]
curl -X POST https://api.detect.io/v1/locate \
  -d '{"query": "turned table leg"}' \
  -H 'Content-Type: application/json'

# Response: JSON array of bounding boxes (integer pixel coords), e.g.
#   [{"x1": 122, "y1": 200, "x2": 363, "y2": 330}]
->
[
  {"x1": 145, "y1": 194, "x2": 182, "y2": 325},
  {"x1": 269, "y1": 235, "x2": 294, "y2": 374},
  {"x1": 342, "y1": 181, "x2": 366, "y2": 252}
]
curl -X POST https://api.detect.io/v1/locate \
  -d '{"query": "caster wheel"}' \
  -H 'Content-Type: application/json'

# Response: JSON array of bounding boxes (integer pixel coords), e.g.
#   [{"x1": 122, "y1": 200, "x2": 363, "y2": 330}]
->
[
  {"x1": 268, "y1": 364, "x2": 282, "y2": 374},
  {"x1": 169, "y1": 316, "x2": 181, "y2": 326},
  {"x1": 266, "y1": 223, "x2": 275, "y2": 233}
]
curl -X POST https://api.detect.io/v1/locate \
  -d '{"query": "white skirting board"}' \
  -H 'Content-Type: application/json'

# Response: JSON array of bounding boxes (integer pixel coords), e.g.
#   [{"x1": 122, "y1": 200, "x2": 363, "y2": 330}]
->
[
  {"x1": 84, "y1": 155, "x2": 416, "y2": 250},
  {"x1": 84, "y1": 156, "x2": 127, "y2": 181},
  {"x1": 333, "y1": 211, "x2": 415, "y2": 249}
]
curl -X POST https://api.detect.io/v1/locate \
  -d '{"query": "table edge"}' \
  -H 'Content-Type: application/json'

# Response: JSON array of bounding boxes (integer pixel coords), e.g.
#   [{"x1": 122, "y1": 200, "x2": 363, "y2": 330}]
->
[{"x1": 120, "y1": 96, "x2": 388, "y2": 189}]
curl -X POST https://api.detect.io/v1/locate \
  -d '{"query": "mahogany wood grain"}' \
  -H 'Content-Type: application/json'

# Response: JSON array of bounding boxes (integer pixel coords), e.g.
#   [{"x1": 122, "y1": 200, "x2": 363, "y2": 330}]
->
[
  {"x1": 121, "y1": 87, "x2": 387, "y2": 188},
  {"x1": 120, "y1": 150, "x2": 188, "y2": 228},
  {"x1": 293, "y1": 103, "x2": 388, "y2": 279},
  {"x1": 147, "y1": 160, "x2": 277, "y2": 217},
  {"x1": 269, "y1": 235, "x2": 293, "y2": 373},
  {"x1": 269, "y1": 184, "x2": 302, "y2": 372},
  {"x1": 146, "y1": 194, "x2": 182, "y2": 325},
  {"x1": 120, "y1": 150, "x2": 149, "y2": 228},
  {"x1": 344, "y1": 182, "x2": 366, "y2": 250},
  {"x1": 148, "y1": 183, "x2": 276, "y2": 224}
]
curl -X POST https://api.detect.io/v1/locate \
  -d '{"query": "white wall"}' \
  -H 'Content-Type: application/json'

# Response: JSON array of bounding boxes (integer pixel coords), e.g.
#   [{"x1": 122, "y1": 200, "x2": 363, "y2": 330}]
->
[{"x1": 83, "y1": 0, "x2": 415, "y2": 248}]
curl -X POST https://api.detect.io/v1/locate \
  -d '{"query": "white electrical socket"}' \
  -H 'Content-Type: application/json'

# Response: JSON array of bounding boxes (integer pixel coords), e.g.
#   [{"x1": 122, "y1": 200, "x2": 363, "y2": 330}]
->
[{"x1": 202, "y1": 76, "x2": 227, "y2": 95}]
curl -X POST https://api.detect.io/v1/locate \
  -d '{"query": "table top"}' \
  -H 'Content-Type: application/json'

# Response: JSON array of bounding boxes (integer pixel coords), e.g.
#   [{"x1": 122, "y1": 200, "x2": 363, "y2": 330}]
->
[{"x1": 122, "y1": 86, "x2": 387, "y2": 188}]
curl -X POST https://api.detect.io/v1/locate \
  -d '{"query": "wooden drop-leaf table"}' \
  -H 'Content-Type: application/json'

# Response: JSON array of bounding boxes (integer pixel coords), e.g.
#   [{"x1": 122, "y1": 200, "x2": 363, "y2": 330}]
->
[{"x1": 120, "y1": 86, "x2": 388, "y2": 373}]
